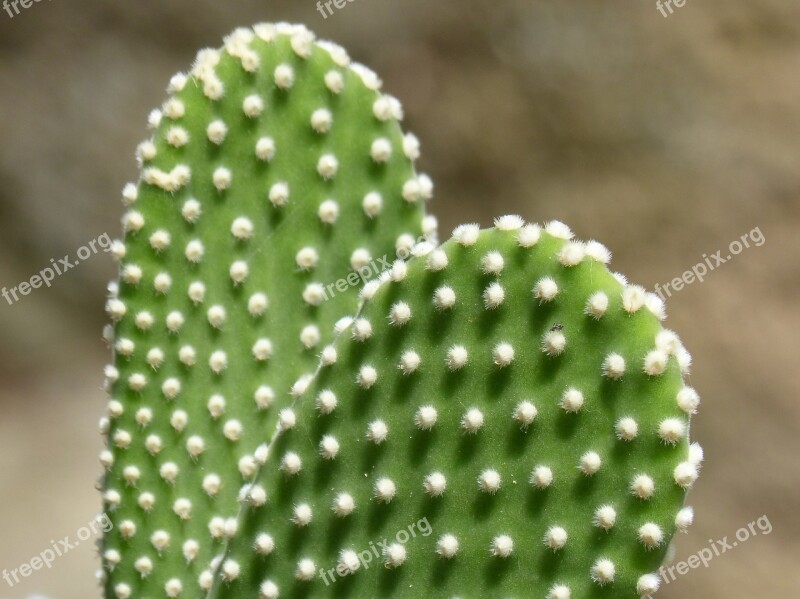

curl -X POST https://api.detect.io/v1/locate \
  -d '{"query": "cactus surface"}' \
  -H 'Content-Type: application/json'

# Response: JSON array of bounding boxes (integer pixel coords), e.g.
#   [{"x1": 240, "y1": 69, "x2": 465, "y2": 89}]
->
[
  {"x1": 101, "y1": 22, "x2": 432, "y2": 599},
  {"x1": 100, "y1": 23, "x2": 701, "y2": 599}
]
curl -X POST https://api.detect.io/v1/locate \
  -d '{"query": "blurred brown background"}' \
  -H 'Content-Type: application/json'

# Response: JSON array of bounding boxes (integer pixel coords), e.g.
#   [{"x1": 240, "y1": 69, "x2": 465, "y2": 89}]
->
[{"x1": 0, "y1": 1, "x2": 798, "y2": 597}]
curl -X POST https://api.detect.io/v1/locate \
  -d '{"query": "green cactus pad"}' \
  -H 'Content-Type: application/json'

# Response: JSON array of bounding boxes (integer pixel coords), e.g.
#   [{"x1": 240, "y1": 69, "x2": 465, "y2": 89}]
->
[
  {"x1": 100, "y1": 23, "x2": 433, "y2": 599},
  {"x1": 216, "y1": 219, "x2": 700, "y2": 599}
]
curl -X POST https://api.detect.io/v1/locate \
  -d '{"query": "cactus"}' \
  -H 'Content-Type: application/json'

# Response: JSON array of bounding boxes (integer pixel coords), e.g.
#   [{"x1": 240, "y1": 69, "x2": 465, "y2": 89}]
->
[
  {"x1": 100, "y1": 23, "x2": 701, "y2": 599},
  {"x1": 212, "y1": 222, "x2": 701, "y2": 598},
  {"x1": 100, "y1": 22, "x2": 433, "y2": 599}
]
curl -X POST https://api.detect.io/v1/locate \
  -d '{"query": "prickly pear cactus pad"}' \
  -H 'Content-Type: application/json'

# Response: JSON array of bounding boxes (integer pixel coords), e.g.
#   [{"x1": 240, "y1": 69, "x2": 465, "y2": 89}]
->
[
  {"x1": 218, "y1": 219, "x2": 701, "y2": 599},
  {"x1": 100, "y1": 23, "x2": 432, "y2": 599}
]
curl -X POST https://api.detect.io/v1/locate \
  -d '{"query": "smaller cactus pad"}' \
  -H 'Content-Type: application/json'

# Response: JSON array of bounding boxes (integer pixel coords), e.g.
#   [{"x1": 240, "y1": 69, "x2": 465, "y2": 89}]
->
[{"x1": 214, "y1": 218, "x2": 701, "y2": 599}]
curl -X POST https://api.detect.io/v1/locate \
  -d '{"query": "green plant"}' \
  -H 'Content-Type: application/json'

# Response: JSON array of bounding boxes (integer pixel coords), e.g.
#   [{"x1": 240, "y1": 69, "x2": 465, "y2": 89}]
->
[{"x1": 100, "y1": 23, "x2": 701, "y2": 599}]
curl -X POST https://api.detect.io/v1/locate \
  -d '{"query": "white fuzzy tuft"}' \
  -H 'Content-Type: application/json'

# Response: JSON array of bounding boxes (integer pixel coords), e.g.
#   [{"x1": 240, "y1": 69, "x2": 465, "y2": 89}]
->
[
  {"x1": 351, "y1": 318, "x2": 373, "y2": 342},
  {"x1": 437, "y1": 534, "x2": 459, "y2": 558},
  {"x1": 324, "y1": 70, "x2": 345, "y2": 94},
  {"x1": 646, "y1": 293, "x2": 667, "y2": 320},
  {"x1": 230, "y1": 260, "x2": 249, "y2": 285},
  {"x1": 398, "y1": 350, "x2": 421, "y2": 375},
  {"x1": 389, "y1": 302, "x2": 412, "y2": 326},
  {"x1": 637, "y1": 574, "x2": 661, "y2": 595},
  {"x1": 585, "y1": 240, "x2": 612, "y2": 263},
  {"x1": 367, "y1": 420, "x2": 389, "y2": 444},
  {"x1": 254, "y1": 534, "x2": 275, "y2": 556},
  {"x1": 452, "y1": 223, "x2": 480, "y2": 246},
  {"x1": 518, "y1": 223, "x2": 542, "y2": 247},
  {"x1": 560, "y1": 388, "x2": 585, "y2": 413},
  {"x1": 643, "y1": 350, "x2": 669, "y2": 376},
  {"x1": 483, "y1": 282, "x2": 505, "y2": 309},
  {"x1": 542, "y1": 330, "x2": 567, "y2": 356},
  {"x1": 478, "y1": 469, "x2": 502, "y2": 494},
  {"x1": 403, "y1": 133, "x2": 421, "y2": 160},
  {"x1": 374, "y1": 477, "x2": 396, "y2": 503},
  {"x1": 242, "y1": 95, "x2": 264, "y2": 118},
  {"x1": 300, "y1": 325, "x2": 320, "y2": 349},
  {"x1": 259, "y1": 580, "x2": 280, "y2": 599},
  {"x1": 207, "y1": 120, "x2": 228, "y2": 145},
  {"x1": 461, "y1": 408, "x2": 484, "y2": 433},
  {"x1": 274, "y1": 64, "x2": 295, "y2": 89},
  {"x1": 548, "y1": 585, "x2": 571, "y2": 599},
  {"x1": 585, "y1": 291, "x2": 609, "y2": 319},
  {"x1": 602, "y1": 353, "x2": 626, "y2": 379},
  {"x1": 337, "y1": 549, "x2": 359, "y2": 575},
  {"x1": 361, "y1": 191, "x2": 383, "y2": 218},
  {"x1": 434, "y1": 286, "x2": 456, "y2": 310},
  {"x1": 317, "y1": 154, "x2": 339, "y2": 179},
  {"x1": 544, "y1": 220, "x2": 573, "y2": 240},
  {"x1": 615, "y1": 417, "x2": 639, "y2": 441},
  {"x1": 249, "y1": 293, "x2": 269, "y2": 316},
  {"x1": 426, "y1": 249, "x2": 448, "y2": 271},
  {"x1": 415, "y1": 405, "x2": 438, "y2": 430},
  {"x1": 311, "y1": 108, "x2": 333, "y2": 133},
  {"x1": 622, "y1": 285, "x2": 647, "y2": 313},
  {"x1": 489, "y1": 341, "x2": 514, "y2": 367},
  {"x1": 594, "y1": 505, "x2": 617, "y2": 530},
  {"x1": 689, "y1": 442, "x2": 705, "y2": 468},
  {"x1": 491, "y1": 535, "x2": 514, "y2": 558},
  {"x1": 639, "y1": 522, "x2": 664, "y2": 549},
  {"x1": 675, "y1": 506, "x2": 695, "y2": 532},
  {"x1": 231, "y1": 216, "x2": 254, "y2": 240},
  {"x1": 558, "y1": 241, "x2": 586, "y2": 267},
  {"x1": 494, "y1": 215, "x2": 524, "y2": 231},
  {"x1": 383, "y1": 543, "x2": 407, "y2": 569},
  {"x1": 373, "y1": 95, "x2": 403, "y2": 121},
  {"x1": 316, "y1": 390, "x2": 338, "y2": 414},
  {"x1": 544, "y1": 526, "x2": 568, "y2": 550},
  {"x1": 370, "y1": 138, "x2": 392, "y2": 163},
  {"x1": 442, "y1": 346, "x2": 469, "y2": 374},
  {"x1": 674, "y1": 462, "x2": 699, "y2": 488},
  {"x1": 481, "y1": 251, "x2": 505, "y2": 274},
  {"x1": 530, "y1": 465, "x2": 553, "y2": 489},
  {"x1": 255, "y1": 137, "x2": 276, "y2": 161},
  {"x1": 357, "y1": 365, "x2": 378, "y2": 389},
  {"x1": 268, "y1": 181, "x2": 290, "y2": 207},
  {"x1": 333, "y1": 492, "x2": 356, "y2": 517},
  {"x1": 658, "y1": 418, "x2": 686, "y2": 444},
  {"x1": 350, "y1": 63, "x2": 382, "y2": 89},
  {"x1": 295, "y1": 558, "x2": 316, "y2": 581},
  {"x1": 631, "y1": 474, "x2": 656, "y2": 499},
  {"x1": 184, "y1": 240, "x2": 205, "y2": 263},
  {"x1": 677, "y1": 386, "x2": 700, "y2": 414},
  {"x1": 579, "y1": 451, "x2": 602, "y2": 475},
  {"x1": 591, "y1": 558, "x2": 615, "y2": 585},
  {"x1": 423, "y1": 472, "x2": 447, "y2": 497},
  {"x1": 280, "y1": 452, "x2": 302, "y2": 475},
  {"x1": 513, "y1": 401, "x2": 538, "y2": 429},
  {"x1": 213, "y1": 167, "x2": 232, "y2": 191},
  {"x1": 182, "y1": 199, "x2": 202, "y2": 223},
  {"x1": 278, "y1": 408, "x2": 297, "y2": 431},
  {"x1": 533, "y1": 277, "x2": 559, "y2": 302}
]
